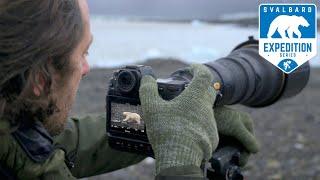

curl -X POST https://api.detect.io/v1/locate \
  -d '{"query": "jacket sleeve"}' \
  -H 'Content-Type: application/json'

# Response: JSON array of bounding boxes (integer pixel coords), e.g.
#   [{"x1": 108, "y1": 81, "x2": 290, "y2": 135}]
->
[{"x1": 53, "y1": 113, "x2": 146, "y2": 178}]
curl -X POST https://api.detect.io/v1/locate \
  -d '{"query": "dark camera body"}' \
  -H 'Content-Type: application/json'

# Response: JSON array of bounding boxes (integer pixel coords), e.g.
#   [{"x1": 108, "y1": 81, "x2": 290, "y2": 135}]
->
[{"x1": 106, "y1": 65, "x2": 189, "y2": 156}]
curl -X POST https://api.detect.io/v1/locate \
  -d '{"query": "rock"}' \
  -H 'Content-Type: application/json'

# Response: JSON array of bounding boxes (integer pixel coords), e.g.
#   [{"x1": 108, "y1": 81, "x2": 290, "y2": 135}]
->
[
  {"x1": 267, "y1": 159, "x2": 281, "y2": 169},
  {"x1": 294, "y1": 143, "x2": 304, "y2": 150},
  {"x1": 268, "y1": 173, "x2": 283, "y2": 180},
  {"x1": 296, "y1": 133, "x2": 307, "y2": 143}
]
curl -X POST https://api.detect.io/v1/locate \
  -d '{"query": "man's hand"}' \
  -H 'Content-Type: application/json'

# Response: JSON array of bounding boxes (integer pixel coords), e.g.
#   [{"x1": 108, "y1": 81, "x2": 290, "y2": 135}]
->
[
  {"x1": 214, "y1": 106, "x2": 260, "y2": 166},
  {"x1": 139, "y1": 64, "x2": 219, "y2": 175}
]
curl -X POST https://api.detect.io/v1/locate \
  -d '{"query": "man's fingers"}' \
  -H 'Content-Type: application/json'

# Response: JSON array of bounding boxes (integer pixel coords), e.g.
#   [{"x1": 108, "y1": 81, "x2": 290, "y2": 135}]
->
[
  {"x1": 240, "y1": 115, "x2": 254, "y2": 133},
  {"x1": 234, "y1": 125, "x2": 260, "y2": 153},
  {"x1": 175, "y1": 64, "x2": 216, "y2": 104},
  {"x1": 235, "y1": 112, "x2": 259, "y2": 153},
  {"x1": 239, "y1": 151, "x2": 250, "y2": 167},
  {"x1": 139, "y1": 75, "x2": 163, "y2": 106},
  {"x1": 214, "y1": 107, "x2": 259, "y2": 153},
  {"x1": 187, "y1": 64, "x2": 213, "y2": 92}
]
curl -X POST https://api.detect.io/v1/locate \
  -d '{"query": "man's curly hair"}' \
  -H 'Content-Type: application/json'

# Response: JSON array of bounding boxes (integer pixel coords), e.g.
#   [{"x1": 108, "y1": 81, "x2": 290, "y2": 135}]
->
[{"x1": 0, "y1": 0, "x2": 84, "y2": 133}]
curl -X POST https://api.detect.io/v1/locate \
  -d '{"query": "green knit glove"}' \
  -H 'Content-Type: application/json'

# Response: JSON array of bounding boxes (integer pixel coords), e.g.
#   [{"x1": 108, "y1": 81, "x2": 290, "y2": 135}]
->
[
  {"x1": 214, "y1": 106, "x2": 260, "y2": 166},
  {"x1": 139, "y1": 64, "x2": 219, "y2": 175}
]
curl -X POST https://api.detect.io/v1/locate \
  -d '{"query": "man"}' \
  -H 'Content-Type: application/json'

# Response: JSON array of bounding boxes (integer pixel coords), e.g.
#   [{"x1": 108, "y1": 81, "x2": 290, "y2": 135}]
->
[{"x1": 0, "y1": 0, "x2": 259, "y2": 179}]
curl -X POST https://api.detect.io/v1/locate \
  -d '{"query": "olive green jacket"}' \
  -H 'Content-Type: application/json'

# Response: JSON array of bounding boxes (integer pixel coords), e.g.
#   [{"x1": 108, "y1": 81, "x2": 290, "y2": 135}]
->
[
  {"x1": 55, "y1": 114, "x2": 146, "y2": 178},
  {"x1": 0, "y1": 114, "x2": 204, "y2": 179}
]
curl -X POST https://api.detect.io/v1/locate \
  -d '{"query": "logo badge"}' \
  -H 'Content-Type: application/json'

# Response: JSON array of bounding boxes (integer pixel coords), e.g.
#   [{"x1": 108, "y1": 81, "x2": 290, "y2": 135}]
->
[{"x1": 259, "y1": 4, "x2": 317, "y2": 73}]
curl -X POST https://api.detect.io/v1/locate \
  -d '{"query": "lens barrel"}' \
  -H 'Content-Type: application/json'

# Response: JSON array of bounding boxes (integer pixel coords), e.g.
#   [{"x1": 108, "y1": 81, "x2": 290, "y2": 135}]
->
[{"x1": 171, "y1": 37, "x2": 310, "y2": 107}]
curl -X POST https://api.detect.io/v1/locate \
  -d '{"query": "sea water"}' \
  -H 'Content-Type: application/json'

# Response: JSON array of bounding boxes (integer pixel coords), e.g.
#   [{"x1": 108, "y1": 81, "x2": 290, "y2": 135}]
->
[{"x1": 88, "y1": 15, "x2": 320, "y2": 68}]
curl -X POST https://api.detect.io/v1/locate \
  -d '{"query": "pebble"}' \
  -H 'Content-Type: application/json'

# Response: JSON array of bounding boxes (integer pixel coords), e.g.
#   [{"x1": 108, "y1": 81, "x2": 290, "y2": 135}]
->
[
  {"x1": 296, "y1": 133, "x2": 307, "y2": 143},
  {"x1": 267, "y1": 159, "x2": 281, "y2": 169},
  {"x1": 268, "y1": 173, "x2": 283, "y2": 180},
  {"x1": 294, "y1": 143, "x2": 304, "y2": 150}
]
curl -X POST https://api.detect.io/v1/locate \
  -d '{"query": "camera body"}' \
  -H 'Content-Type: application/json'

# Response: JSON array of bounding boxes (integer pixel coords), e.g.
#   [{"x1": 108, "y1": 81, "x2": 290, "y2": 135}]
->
[{"x1": 106, "y1": 65, "x2": 189, "y2": 156}]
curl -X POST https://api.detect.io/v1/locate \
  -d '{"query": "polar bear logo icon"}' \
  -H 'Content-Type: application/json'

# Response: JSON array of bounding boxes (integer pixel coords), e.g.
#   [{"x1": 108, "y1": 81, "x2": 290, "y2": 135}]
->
[
  {"x1": 267, "y1": 15, "x2": 310, "y2": 39},
  {"x1": 122, "y1": 112, "x2": 141, "y2": 124}
]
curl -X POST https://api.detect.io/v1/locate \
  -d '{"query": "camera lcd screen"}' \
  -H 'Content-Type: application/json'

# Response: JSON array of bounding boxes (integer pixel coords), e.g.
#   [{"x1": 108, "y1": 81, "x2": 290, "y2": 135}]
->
[{"x1": 110, "y1": 102, "x2": 145, "y2": 132}]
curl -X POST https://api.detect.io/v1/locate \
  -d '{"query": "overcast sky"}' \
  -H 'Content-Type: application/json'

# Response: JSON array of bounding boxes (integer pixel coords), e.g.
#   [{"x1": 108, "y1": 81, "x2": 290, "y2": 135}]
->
[{"x1": 88, "y1": 0, "x2": 319, "y2": 20}]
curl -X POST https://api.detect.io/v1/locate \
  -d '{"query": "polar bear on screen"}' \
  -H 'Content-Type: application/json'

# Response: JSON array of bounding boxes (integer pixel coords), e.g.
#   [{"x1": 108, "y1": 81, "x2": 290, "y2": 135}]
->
[
  {"x1": 122, "y1": 112, "x2": 141, "y2": 124},
  {"x1": 267, "y1": 15, "x2": 310, "y2": 39}
]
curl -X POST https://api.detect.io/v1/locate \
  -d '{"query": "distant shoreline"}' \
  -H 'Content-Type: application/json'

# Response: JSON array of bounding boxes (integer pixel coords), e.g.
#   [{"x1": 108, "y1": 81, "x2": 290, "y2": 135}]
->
[
  {"x1": 91, "y1": 15, "x2": 320, "y2": 30},
  {"x1": 88, "y1": 16, "x2": 320, "y2": 69}
]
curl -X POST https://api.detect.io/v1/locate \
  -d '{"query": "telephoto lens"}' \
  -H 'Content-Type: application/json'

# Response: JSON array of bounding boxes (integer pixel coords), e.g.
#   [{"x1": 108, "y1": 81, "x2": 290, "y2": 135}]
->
[{"x1": 168, "y1": 36, "x2": 310, "y2": 107}]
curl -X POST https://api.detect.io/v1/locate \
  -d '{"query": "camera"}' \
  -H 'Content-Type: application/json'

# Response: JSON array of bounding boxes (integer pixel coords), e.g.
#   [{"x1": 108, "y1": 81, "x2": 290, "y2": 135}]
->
[
  {"x1": 106, "y1": 65, "x2": 189, "y2": 156},
  {"x1": 106, "y1": 37, "x2": 310, "y2": 179}
]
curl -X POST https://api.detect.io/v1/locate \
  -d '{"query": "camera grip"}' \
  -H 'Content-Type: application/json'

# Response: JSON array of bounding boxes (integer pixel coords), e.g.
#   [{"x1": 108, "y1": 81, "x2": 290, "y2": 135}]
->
[{"x1": 207, "y1": 146, "x2": 243, "y2": 180}]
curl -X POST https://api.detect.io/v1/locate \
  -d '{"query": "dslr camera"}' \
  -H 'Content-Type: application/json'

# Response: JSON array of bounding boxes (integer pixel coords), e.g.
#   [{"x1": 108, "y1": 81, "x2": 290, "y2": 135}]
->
[
  {"x1": 106, "y1": 37, "x2": 310, "y2": 179},
  {"x1": 106, "y1": 65, "x2": 189, "y2": 156}
]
